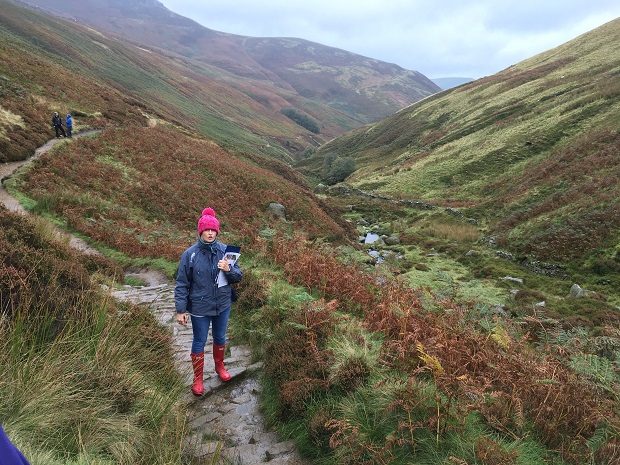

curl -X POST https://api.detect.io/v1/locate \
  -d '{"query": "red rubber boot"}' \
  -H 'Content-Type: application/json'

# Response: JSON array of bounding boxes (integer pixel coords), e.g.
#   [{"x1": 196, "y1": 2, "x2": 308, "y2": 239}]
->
[
  {"x1": 190, "y1": 352, "x2": 205, "y2": 396},
  {"x1": 213, "y1": 344, "x2": 232, "y2": 382}
]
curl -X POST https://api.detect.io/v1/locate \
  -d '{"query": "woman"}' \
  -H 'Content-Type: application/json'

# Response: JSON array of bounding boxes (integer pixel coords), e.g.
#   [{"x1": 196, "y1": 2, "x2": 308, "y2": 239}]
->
[{"x1": 174, "y1": 207, "x2": 243, "y2": 396}]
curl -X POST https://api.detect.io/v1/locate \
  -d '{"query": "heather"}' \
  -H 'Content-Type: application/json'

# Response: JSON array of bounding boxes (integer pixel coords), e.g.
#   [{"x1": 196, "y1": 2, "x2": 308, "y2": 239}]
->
[{"x1": 15, "y1": 126, "x2": 348, "y2": 263}]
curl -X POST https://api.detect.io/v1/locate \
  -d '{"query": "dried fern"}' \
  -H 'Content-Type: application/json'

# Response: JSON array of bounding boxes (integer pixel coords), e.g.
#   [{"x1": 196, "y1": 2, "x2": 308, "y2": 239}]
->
[{"x1": 416, "y1": 342, "x2": 444, "y2": 377}]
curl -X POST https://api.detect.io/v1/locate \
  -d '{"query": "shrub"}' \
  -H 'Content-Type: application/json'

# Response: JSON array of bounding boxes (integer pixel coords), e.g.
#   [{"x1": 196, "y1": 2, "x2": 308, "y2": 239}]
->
[
  {"x1": 324, "y1": 157, "x2": 356, "y2": 185},
  {"x1": 281, "y1": 108, "x2": 320, "y2": 134},
  {"x1": 322, "y1": 152, "x2": 356, "y2": 185}
]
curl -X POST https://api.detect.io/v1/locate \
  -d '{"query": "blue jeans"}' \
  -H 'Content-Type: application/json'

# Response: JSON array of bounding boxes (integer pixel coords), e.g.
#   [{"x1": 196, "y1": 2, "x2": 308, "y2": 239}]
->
[{"x1": 190, "y1": 309, "x2": 230, "y2": 353}]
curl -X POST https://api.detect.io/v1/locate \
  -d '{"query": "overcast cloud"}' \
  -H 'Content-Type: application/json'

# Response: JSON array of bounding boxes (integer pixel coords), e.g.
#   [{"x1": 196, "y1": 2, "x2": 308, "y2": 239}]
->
[{"x1": 159, "y1": 0, "x2": 620, "y2": 78}]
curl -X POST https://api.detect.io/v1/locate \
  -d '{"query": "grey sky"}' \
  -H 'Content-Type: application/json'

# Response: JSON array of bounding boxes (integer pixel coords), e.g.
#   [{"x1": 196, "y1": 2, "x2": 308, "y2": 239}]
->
[{"x1": 159, "y1": 1, "x2": 620, "y2": 78}]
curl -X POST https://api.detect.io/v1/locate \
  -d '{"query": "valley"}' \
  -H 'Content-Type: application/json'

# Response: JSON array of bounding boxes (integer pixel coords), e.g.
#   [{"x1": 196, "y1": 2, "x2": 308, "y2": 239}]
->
[{"x1": 1, "y1": 2, "x2": 619, "y2": 464}]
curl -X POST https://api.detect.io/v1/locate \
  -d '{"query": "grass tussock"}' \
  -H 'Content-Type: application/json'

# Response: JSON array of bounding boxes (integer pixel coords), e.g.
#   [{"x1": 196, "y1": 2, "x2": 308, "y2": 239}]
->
[
  {"x1": 423, "y1": 220, "x2": 480, "y2": 243},
  {"x1": 0, "y1": 207, "x2": 187, "y2": 464}
]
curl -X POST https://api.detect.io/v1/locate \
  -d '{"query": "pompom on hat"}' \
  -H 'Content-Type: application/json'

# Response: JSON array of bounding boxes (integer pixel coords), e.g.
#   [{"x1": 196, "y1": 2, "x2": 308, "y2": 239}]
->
[{"x1": 197, "y1": 207, "x2": 220, "y2": 235}]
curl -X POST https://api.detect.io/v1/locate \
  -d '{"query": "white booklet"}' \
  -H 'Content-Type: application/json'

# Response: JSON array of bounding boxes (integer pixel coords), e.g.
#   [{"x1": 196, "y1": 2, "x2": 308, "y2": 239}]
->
[{"x1": 217, "y1": 245, "x2": 241, "y2": 287}]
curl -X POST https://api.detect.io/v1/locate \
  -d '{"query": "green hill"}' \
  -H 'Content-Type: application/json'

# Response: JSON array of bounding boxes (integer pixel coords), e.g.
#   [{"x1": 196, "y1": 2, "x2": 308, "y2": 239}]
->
[{"x1": 304, "y1": 18, "x2": 620, "y2": 267}]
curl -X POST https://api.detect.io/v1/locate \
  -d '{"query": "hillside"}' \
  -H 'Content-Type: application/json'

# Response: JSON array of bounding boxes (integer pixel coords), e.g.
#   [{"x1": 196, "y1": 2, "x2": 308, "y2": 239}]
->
[
  {"x1": 12, "y1": 125, "x2": 350, "y2": 262},
  {"x1": 3, "y1": 4, "x2": 619, "y2": 465},
  {"x1": 3, "y1": 0, "x2": 364, "y2": 162},
  {"x1": 17, "y1": 0, "x2": 440, "y2": 125},
  {"x1": 305, "y1": 18, "x2": 620, "y2": 267}
]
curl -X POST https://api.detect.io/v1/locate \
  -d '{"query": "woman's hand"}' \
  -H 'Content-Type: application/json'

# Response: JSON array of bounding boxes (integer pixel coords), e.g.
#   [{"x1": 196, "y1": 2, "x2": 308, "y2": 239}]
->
[
  {"x1": 217, "y1": 259, "x2": 231, "y2": 272},
  {"x1": 176, "y1": 312, "x2": 189, "y2": 326}
]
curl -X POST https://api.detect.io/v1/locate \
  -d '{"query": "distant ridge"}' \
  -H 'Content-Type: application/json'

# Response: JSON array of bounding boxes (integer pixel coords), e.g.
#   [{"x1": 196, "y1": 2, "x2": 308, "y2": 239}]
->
[{"x1": 17, "y1": 0, "x2": 440, "y2": 125}]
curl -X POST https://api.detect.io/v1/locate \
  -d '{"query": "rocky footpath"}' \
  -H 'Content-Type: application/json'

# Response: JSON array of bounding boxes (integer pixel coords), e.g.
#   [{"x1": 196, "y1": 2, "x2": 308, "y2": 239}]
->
[{"x1": 112, "y1": 280, "x2": 306, "y2": 465}]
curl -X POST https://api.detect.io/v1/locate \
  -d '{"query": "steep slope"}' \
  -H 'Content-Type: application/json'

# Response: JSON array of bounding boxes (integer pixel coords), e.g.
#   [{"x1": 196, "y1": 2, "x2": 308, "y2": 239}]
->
[
  {"x1": 2, "y1": 0, "x2": 350, "y2": 162},
  {"x1": 17, "y1": 0, "x2": 440, "y2": 124},
  {"x1": 306, "y1": 18, "x2": 620, "y2": 265},
  {"x1": 0, "y1": 2, "x2": 149, "y2": 162},
  {"x1": 1, "y1": 0, "x2": 350, "y2": 242},
  {"x1": 14, "y1": 125, "x2": 349, "y2": 262}
]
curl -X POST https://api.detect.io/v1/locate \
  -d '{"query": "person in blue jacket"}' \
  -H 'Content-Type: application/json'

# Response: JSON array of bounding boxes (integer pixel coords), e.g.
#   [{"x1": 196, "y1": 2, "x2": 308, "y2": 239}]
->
[
  {"x1": 65, "y1": 113, "x2": 73, "y2": 138},
  {"x1": 174, "y1": 207, "x2": 243, "y2": 396},
  {"x1": 0, "y1": 425, "x2": 30, "y2": 465}
]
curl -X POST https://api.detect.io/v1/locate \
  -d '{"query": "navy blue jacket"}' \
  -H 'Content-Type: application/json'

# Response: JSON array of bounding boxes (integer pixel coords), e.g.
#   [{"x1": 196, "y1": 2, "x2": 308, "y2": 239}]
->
[
  {"x1": 174, "y1": 240, "x2": 242, "y2": 316},
  {"x1": 66, "y1": 115, "x2": 73, "y2": 128},
  {"x1": 0, "y1": 426, "x2": 30, "y2": 464}
]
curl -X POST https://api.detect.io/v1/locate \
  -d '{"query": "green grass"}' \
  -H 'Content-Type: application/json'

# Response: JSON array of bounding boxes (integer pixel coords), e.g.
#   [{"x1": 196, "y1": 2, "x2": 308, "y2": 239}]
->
[
  {"x1": 123, "y1": 275, "x2": 148, "y2": 287},
  {"x1": 306, "y1": 19, "x2": 620, "y2": 276}
]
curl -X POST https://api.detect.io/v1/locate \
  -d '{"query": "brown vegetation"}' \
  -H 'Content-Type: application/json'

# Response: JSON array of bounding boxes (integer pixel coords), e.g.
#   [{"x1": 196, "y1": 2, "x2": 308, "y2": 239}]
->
[
  {"x1": 265, "y1": 235, "x2": 619, "y2": 464},
  {"x1": 19, "y1": 126, "x2": 349, "y2": 260}
]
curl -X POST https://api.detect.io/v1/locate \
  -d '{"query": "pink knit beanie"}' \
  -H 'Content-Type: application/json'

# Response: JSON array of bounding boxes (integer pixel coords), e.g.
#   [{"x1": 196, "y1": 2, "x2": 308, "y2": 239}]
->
[{"x1": 197, "y1": 207, "x2": 220, "y2": 235}]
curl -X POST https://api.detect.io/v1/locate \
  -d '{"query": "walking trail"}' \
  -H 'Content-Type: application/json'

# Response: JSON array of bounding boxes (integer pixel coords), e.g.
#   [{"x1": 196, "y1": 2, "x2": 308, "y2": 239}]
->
[{"x1": 1, "y1": 132, "x2": 306, "y2": 465}]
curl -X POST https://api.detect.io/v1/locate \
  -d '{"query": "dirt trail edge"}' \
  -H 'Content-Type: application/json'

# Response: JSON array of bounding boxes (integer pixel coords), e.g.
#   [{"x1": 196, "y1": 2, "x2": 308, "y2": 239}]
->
[
  {"x1": 2, "y1": 133, "x2": 307, "y2": 465},
  {"x1": 0, "y1": 130, "x2": 101, "y2": 255}
]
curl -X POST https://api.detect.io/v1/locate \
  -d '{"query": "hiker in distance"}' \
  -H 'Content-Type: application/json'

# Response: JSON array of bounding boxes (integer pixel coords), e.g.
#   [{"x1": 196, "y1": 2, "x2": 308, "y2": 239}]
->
[
  {"x1": 65, "y1": 113, "x2": 73, "y2": 138},
  {"x1": 51, "y1": 111, "x2": 66, "y2": 138},
  {"x1": 174, "y1": 207, "x2": 243, "y2": 396}
]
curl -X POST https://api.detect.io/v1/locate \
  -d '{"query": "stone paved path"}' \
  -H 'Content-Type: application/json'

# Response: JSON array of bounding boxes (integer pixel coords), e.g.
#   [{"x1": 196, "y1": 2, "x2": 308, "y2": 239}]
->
[{"x1": 112, "y1": 281, "x2": 307, "y2": 465}]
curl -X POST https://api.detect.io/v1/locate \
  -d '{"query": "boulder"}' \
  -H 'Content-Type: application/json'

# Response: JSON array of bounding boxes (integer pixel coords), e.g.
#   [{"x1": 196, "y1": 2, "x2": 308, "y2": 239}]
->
[
  {"x1": 384, "y1": 234, "x2": 401, "y2": 246},
  {"x1": 501, "y1": 276, "x2": 523, "y2": 284},
  {"x1": 569, "y1": 283, "x2": 585, "y2": 299},
  {"x1": 267, "y1": 202, "x2": 286, "y2": 220},
  {"x1": 490, "y1": 304, "x2": 508, "y2": 317}
]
